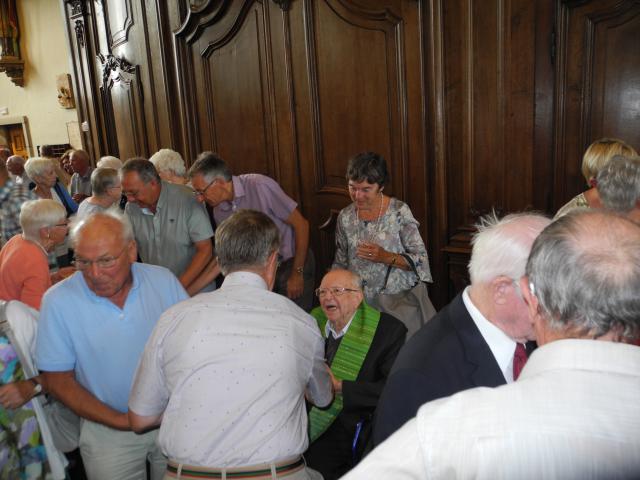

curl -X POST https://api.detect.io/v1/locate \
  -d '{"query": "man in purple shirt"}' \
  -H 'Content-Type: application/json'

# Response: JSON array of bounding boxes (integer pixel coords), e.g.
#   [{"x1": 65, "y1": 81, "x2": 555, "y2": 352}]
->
[{"x1": 188, "y1": 151, "x2": 314, "y2": 310}]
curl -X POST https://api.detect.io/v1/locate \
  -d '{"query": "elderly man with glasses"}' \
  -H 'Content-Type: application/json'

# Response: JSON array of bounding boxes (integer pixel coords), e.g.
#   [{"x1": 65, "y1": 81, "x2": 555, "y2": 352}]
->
[
  {"x1": 35, "y1": 211, "x2": 188, "y2": 480},
  {"x1": 304, "y1": 268, "x2": 406, "y2": 479}
]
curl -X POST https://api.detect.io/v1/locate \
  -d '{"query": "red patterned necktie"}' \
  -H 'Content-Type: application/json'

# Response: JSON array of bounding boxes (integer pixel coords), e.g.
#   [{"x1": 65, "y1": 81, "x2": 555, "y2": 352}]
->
[{"x1": 513, "y1": 343, "x2": 528, "y2": 380}]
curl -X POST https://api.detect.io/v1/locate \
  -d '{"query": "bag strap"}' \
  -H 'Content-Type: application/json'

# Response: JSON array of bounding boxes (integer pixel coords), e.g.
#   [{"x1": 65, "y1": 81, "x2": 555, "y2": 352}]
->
[{"x1": 381, "y1": 253, "x2": 420, "y2": 291}]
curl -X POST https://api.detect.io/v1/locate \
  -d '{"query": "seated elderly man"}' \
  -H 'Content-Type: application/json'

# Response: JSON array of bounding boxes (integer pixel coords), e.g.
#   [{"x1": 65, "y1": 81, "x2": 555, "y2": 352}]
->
[
  {"x1": 36, "y1": 211, "x2": 188, "y2": 480},
  {"x1": 344, "y1": 210, "x2": 640, "y2": 479},
  {"x1": 305, "y1": 269, "x2": 406, "y2": 479},
  {"x1": 129, "y1": 209, "x2": 332, "y2": 480}
]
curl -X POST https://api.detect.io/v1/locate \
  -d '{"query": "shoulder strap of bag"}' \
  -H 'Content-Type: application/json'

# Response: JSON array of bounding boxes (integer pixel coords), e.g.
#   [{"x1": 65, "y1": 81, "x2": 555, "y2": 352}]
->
[{"x1": 381, "y1": 253, "x2": 420, "y2": 291}]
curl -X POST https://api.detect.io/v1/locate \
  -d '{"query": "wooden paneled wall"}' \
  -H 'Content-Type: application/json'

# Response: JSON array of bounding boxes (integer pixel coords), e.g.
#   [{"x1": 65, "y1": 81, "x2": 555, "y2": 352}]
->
[{"x1": 62, "y1": 0, "x2": 640, "y2": 308}]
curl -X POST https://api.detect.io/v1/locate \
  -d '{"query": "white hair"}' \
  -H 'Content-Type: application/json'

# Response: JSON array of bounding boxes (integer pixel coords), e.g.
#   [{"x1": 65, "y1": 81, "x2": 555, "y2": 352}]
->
[
  {"x1": 24, "y1": 157, "x2": 55, "y2": 179},
  {"x1": 468, "y1": 211, "x2": 551, "y2": 284},
  {"x1": 20, "y1": 199, "x2": 67, "y2": 241},
  {"x1": 97, "y1": 156, "x2": 123, "y2": 170},
  {"x1": 149, "y1": 149, "x2": 186, "y2": 177}
]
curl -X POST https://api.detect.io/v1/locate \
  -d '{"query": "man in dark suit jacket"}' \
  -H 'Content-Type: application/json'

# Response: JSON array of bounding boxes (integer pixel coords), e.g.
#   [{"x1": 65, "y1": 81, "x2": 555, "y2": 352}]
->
[
  {"x1": 305, "y1": 269, "x2": 406, "y2": 479},
  {"x1": 373, "y1": 212, "x2": 550, "y2": 446}
]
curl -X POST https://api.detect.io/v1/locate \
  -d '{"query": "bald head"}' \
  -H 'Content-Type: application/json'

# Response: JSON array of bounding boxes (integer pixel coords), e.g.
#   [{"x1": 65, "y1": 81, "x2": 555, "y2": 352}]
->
[
  {"x1": 526, "y1": 210, "x2": 640, "y2": 341},
  {"x1": 70, "y1": 210, "x2": 133, "y2": 249}
]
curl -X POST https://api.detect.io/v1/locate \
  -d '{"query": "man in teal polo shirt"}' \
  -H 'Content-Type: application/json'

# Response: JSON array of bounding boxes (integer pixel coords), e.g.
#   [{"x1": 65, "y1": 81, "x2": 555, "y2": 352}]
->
[{"x1": 36, "y1": 211, "x2": 188, "y2": 480}]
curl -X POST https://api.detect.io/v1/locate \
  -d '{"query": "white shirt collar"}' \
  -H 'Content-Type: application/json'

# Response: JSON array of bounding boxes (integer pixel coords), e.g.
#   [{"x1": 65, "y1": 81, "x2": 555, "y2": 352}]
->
[
  {"x1": 325, "y1": 311, "x2": 357, "y2": 339},
  {"x1": 463, "y1": 286, "x2": 519, "y2": 382},
  {"x1": 221, "y1": 271, "x2": 268, "y2": 290}
]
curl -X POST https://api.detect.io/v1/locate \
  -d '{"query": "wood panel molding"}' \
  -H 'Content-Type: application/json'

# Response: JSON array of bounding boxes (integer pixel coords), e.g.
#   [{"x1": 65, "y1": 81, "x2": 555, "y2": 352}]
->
[
  {"x1": 105, "y1": 0, "x2": 134, "y2": 48},
  {"x1": 302, "y1": 0, "x2": 407, "y2": 198}
]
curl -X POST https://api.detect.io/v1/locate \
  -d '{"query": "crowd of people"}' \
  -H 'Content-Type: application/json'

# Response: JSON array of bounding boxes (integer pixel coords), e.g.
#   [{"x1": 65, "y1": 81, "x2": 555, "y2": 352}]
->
[{"x1": 0, "y1": 140, "x2": 637, "y2": 480}]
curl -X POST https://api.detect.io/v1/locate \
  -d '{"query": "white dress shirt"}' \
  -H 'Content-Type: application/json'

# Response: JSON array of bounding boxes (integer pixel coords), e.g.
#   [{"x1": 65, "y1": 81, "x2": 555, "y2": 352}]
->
[
  {"x1": 129, "y1": 271, "x2": 332, "y2": 467},
  {"x1": 342, "y1": 339, "x2": 640, "y2": 479},
  {"x1": 463, "y1": 287, "x2": 517, "y2": 382}
]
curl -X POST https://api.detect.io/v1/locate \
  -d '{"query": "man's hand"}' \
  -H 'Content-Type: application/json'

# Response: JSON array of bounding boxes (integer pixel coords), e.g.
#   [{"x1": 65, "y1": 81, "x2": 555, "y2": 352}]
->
[
  {"x1": 0, "y1": 380, "x2": 35, "y2": 409},
  {"x1": 72, "y1": 193, "x2": 89, "y2": 203},
  {"x1": 327, "y1": 366, "x2": 342, "y2": 393},
  {"x1": 286, "y1": 272, "x2": 304, "y2": 299}
]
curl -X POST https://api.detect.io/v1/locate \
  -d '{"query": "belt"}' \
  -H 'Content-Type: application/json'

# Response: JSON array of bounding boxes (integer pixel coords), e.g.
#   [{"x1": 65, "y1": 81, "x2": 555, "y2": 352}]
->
[{"x1": 166, "y1": 456, "x2": 304, "y2": 479}]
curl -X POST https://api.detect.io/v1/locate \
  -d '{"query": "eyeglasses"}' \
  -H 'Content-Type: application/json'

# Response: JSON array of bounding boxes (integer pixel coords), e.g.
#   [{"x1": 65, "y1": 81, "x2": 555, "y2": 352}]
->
[
  {"x1": 193, "y1": 178, "x2": 217, "y2": 197},
  {"x1": 73, "y1": 246, "x2": 128, "y2": 270},
  {"x1": 315, "y1": 287, "x2": 360, "y2": 298},
  {"x1": 53, "y1": 222, "x2": 69, "y2": 228}
]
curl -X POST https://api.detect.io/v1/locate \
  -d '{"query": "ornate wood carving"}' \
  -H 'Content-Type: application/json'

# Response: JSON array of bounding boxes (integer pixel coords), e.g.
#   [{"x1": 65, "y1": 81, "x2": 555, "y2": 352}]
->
[
  {"x1": 272, "y1": 0, "x2": 291, "y2": 11},
  {"x1": 74, "y1": 20, "x2": 85, "y2": 47},
  {"x1": 99, "y1": 53, "x2": 136, "y2": 89},
  {"x1": 66, "y1": 0, "x2": 85, "y2": 17},
  {"x1": 0, "y1": 59, "x2": 24, "y2": 86}
]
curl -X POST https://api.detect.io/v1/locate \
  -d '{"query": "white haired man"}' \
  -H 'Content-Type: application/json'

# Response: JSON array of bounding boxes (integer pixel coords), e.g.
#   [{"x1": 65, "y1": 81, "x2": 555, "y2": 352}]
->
[
  {"x1": 373, "y1": 212, "x2": 551, "y2": 445},
  {"x1": 36, "y1": 211, "x2": 188, "y2": 479},
  {"x1": 346, "y1": 210, "x2": 640, "y2": 479},
  {"x1": 129, "y1": 209, "x2": 332, "y2": 479}
]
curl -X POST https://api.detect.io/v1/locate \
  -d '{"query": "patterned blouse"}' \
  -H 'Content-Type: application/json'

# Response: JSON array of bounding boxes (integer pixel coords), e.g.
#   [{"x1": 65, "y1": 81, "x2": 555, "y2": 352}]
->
[
  {"x1": 333, "y1": 197, "x2": 432, "y2": 302},
  {"x1": 554, "y1": 192, "x2": 589, "y2": 219}
]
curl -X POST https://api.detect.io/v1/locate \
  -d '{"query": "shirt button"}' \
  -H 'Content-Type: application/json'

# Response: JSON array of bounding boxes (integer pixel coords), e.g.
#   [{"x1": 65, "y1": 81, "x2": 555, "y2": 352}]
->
[{"x1": 119, "y1": 314, "x2": 124, "y2": 320}]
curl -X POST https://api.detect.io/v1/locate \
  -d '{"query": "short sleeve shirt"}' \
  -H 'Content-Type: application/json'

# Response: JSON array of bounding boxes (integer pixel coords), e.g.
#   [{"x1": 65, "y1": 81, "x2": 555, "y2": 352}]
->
[
  {"x1": 36, "y1": 263, "x2": 188, "y2": 412},
  {"x1": 213, "y1": 175, "x2": 297, "y2": 261},
  {"x1": 70, "y1": 169, "x2": 93, "y2": 197},
  {"x1": 125, "y1": 181, "x2": 214, "y2": 277}
]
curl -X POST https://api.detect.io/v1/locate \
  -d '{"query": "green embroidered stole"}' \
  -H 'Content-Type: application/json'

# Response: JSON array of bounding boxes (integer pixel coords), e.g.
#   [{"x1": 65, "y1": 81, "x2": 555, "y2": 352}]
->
[{"x1": 308, "y1": 301, "x2": 380, "y2": 442}]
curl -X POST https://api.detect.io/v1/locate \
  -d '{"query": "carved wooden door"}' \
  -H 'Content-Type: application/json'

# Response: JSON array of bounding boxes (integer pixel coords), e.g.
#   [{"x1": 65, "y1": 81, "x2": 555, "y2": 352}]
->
[
  {"x1": 173, "y1": 0, "x2": 429, "y2": 290},
  {"x1": 553, "y1": 0, "x2": 640, "y2": 207}
]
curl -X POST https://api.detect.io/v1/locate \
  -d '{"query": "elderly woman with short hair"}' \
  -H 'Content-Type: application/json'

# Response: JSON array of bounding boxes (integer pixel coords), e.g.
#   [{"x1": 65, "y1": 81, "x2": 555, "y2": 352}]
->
[
  {"x1": 149, "y1": 148, "x2": 187, "y2": 185},
  {"x1": 333, "y1": 152, "x2": 432, "y2": 302},
  {"x1": 76, "y1": 168, "x2": 122, "y2": 219},
  {"x1": 0, "y1": 199, "x2": 70, "y2": 309},
  {"x1": 24, "y1": 157, "x2": 77, "y2": 266}
]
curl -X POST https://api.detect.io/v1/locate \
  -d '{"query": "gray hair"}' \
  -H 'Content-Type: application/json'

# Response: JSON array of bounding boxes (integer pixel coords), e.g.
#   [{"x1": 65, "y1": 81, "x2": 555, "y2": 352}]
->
[
  {"x1": 20, "y1": 199, "x2": 67, "y2": 242},
  {"x1": 69, "y1": 210, "x2": 134, "y2": 249},
  {"x1": 97, "y1": 156, "x2": 123, "y2": 170},
  {"x1": 24, "y1": 157, "x2": 55, "y2": 179},
  {"x1": 526, "y1": 210, "x2": 640, "y2": 341},
  {"x1": 149, "y1": 149, "x2": 186, "y2": 177},
  {"x1": 468, "y1": 211, "x2": 551, "y2": 284},
  {"x1": 596, "y1": 155, "x2": 640, "y2": 213},
  {"x1": 91, "y1": 168, "x2": 120, "y2": 196},
  {"x1": 120, "y1": 158, "x2": 161, "y2": 184},
  {"x1": 188, "y1": 151, "x2": 232, "y2": 182},
  {"x1": 215, "y1": 209, "x2": 280, "y2": 275}
]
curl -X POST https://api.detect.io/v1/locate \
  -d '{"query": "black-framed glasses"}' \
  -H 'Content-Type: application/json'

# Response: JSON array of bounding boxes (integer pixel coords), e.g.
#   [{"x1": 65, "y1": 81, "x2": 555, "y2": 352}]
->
[
  {"x1": 72, "y1": 246, "x2": 128, "y2": 270},
  {"x1": 315, "y1": 287, "x2": 360, "y2": 298},
  {"x1": 193, "y1": 178, "x2": 217, "y2": 197}
]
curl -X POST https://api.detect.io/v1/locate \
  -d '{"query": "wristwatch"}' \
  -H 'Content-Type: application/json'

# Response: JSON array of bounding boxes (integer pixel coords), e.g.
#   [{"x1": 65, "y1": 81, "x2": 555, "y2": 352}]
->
[
  {"x1": 295, "y1": 267, "x2": 304, "y2": 275},
  {"x1": 29, "y1": 378, "x2": 43, "y2": 397}
]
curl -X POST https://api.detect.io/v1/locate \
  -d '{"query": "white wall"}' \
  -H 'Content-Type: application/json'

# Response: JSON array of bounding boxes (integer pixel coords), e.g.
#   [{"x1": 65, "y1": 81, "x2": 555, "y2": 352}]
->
[{"x1": 0, "y1": 0, "x2": 78, "y2": 153}]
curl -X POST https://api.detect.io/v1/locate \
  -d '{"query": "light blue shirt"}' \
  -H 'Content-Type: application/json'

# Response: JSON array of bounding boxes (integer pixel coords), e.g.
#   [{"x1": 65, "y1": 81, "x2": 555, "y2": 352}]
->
[{"x1": 36, "y1": 262, "x2": 188, "y2": 412}]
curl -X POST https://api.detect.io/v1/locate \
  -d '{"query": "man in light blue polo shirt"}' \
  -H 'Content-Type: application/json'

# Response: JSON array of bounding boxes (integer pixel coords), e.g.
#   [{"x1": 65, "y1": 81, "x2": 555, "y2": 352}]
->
[{"x1": 36, "y1": 211, "x2": 188, "y2": 480}]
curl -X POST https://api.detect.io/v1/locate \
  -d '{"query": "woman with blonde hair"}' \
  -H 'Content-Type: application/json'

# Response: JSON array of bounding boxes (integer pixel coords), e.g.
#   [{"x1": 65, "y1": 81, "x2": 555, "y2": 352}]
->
[{"x1": 555, "y1": 138, "x2": 637, "y2": 217}]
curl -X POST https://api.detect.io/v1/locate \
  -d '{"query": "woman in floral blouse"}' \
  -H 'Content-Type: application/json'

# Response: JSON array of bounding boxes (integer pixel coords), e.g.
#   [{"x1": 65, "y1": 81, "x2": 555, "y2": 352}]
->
[{"x1": 332, "y1": 152, "x2": 432, "y2": 302}]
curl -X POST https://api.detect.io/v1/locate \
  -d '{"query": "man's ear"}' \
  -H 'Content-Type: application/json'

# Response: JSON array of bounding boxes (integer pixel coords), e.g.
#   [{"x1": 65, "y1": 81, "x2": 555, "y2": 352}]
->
[
  {"x1": 519, "y1": 276, "x2": 539, "y2": 319},
  {"x1": 491, "y1": 276, "x2": 513, "y2": 305}
]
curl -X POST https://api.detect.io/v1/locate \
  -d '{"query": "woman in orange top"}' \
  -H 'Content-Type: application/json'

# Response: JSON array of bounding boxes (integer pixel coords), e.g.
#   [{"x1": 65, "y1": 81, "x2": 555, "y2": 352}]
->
[{"x1": 0, "y1": 199, "x2": 69, "y2": 309}]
